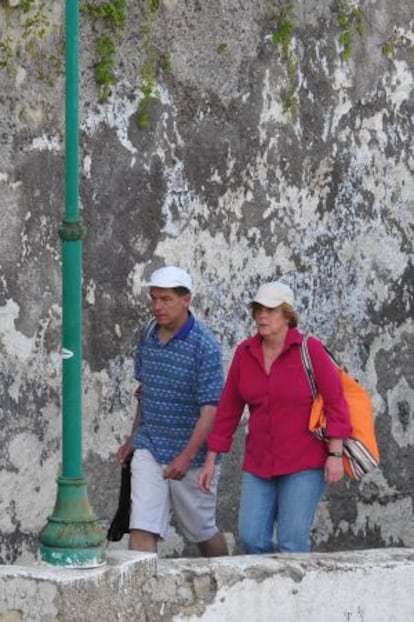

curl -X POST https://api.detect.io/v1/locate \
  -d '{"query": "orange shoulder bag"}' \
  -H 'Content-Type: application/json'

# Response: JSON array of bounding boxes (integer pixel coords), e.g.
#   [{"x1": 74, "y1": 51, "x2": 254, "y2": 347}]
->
[{"x1": 301, "y1": 336, "x2": 380, "y2": 480}]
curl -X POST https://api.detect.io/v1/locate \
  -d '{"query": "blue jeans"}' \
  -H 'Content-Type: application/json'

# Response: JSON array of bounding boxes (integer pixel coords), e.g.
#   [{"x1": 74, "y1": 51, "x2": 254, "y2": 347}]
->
[{"x1": 238, "y1": 469, "x2": 326, "y2": 553}]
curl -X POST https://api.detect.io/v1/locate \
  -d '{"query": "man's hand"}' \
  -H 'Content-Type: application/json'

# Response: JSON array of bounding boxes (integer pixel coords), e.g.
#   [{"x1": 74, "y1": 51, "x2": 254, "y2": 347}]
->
[
  {"x1": 117, "y1": 437, "x2": 133, "y2": 465},
  {"x1": 163, "y1": 452, "x2": 193, "y2": 480}
]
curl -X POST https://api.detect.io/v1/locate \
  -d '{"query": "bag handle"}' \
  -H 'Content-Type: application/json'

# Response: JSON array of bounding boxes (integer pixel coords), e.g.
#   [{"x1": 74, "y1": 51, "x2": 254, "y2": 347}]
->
[
  {"x1": 301, "y1": 336, "x2": 343, "y2": 397},
  {"x1": 300, "y1": 336, "x2": 318, "y2": 399}
]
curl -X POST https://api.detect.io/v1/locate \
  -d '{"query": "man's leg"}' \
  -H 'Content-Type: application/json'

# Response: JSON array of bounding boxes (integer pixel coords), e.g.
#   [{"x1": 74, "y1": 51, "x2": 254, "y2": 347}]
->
[
  {"x1": 197, "y1": 531, "x2": 228, "y2": 557},
  {"x1": 171, "y1": 465, "x2": 228, "y2": 557},
  {"x1": 129, "y1": 449, "x2": 170, "y2": 552},
  {"x1": 129, "y1": 529, "x2": 158, "y2": 552}
]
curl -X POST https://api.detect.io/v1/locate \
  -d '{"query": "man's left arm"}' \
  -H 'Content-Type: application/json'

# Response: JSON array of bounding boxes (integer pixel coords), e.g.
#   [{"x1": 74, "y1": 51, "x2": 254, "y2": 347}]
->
[{"x1": 163, "y1": 405, "x2": 216, "y2": 480}]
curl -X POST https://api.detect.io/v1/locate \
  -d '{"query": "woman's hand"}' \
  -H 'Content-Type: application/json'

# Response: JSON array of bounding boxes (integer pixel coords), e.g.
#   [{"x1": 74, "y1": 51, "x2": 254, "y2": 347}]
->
[
  {"x1": 324, "y1": 455, "x2": 344, "y2": 484},
  {"x1": 198, "y1": 451, "x2": 217, "y2": 493}
]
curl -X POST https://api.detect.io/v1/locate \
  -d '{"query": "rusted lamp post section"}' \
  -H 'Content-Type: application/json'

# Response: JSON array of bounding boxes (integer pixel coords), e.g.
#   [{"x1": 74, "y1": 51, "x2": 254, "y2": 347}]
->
[{"x1": 39, "y1": 0, "x2": 105, "y2": 566}]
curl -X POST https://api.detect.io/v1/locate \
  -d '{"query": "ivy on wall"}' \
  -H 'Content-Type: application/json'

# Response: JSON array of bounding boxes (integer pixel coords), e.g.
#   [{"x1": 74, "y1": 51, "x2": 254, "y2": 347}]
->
[
  {"x1": 83, "y1": 0, "x2": 127, "y2": 102},
  {"x1": 83, "y1": 0, "x2": 165, "y2": 129},
  {"x1": 268, "y1": 0, "x2": 397, "y2": 119},
  {"x1": 335, "y1": 0, "x2": 365, "y2": 62},
  {"x1": 0, "y1": 0, "x2": 63, "y2": 82},
  {"x1": 0, "y1": 0, "x2": 165, "y2": 130},
  {"x1": 334, "y1": 1, "x2": 399, "y2": 61},
  {"x1": 0, "y1": 0, "x2": 403, "y2": 127},
  {"x1": 135, "y1": 0, "x2": 162, "y2": 129},
  {"x1": 270, "y1": 0, "x2": 298, "y2": 115}
]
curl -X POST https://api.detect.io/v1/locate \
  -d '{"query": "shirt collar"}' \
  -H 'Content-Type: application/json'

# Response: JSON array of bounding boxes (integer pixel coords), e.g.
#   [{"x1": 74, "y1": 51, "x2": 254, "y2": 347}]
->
[
  {"x1": 283, "y1": 327, "x2": 304, "y2": 348},
  {"x1": 166, "y1": 312, "x2": 195, "y2": 340}
]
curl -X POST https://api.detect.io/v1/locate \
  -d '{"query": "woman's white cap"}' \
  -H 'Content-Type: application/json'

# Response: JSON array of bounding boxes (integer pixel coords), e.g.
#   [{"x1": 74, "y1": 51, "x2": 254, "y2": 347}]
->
[{"x1": 252, "y1": 281, "x2": 294, "y2": 308}]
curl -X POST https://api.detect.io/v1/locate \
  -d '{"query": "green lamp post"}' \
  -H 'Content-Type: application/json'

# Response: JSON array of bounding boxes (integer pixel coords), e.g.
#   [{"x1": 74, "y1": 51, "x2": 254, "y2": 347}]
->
[{"x1": 39, "y1": 0, "x2": 106, "y2": 566}]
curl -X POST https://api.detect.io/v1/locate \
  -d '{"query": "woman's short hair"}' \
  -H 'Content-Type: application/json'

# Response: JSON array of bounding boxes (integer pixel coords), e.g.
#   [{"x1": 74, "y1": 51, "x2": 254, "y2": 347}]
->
[
  {"x1": 280, "y1": 302, "x2": 300, "y2": 327},
  {"x1": 251, "y1": 302, "x2": 299, "y2": 327}
]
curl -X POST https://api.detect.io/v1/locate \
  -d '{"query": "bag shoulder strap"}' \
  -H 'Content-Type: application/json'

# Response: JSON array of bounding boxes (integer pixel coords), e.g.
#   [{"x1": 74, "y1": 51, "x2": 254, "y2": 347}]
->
[
  {"x1": 300, "y1": 336, "x2": 318, "y2": 398},
  {"x1": 142, "y1": 317, "x2": 157, "y2": 343}
]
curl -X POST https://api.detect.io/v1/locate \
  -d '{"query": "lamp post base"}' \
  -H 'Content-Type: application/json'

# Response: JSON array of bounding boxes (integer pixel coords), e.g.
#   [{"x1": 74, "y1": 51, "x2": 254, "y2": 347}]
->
[
  {"x1": 39, "y1": 544, "x2": 106, "y2": 568},
  {"x1": 39, "y1": 477, "x2": 106, "y2": 567}
]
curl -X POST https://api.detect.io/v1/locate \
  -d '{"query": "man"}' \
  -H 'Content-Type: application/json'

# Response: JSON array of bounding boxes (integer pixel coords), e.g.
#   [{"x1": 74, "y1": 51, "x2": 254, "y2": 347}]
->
[{"x1": 118, "y1": 265, "x2": 228, "y2": 557}]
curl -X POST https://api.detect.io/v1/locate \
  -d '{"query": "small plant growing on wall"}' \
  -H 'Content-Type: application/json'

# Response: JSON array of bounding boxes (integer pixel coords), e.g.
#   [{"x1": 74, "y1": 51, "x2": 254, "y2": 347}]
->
[
  {"x1": 0, "y1": 37, "x2": 14, "y2": 74},
  {"x1": 270, "y1": 1, "x2": 299, "y2": 115},
  {"x1": 135, "y1": 0, "x2": 163, "y2": 130},
  {"x1": 83, "y1": 0, "x2": 127, "y2": 102},
  {"x1": 136, "y1": 62, "x2": 160, "y2": 129},
  {"x1": 0, "y1": 0, "x2": 63, "y2": 82},
  {"x1": 216, "y1": 42, "x2": 229, "y2": 55},
  {"x1": 94, "y1": 33, "x2": 117, "y2": 102},
  {"x1": 381, "y1": 42, "x2": 394, "y2": 57},
  {"x1": 335, "y1": 0, "x2": 365, "y2": 62}
]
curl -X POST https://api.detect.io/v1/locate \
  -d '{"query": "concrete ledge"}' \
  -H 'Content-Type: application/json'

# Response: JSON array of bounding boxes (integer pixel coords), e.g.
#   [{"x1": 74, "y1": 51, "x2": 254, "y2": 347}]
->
[
  {"x1": 0, "y1": 551, "x2": 157, "y2": 622},
  {"x1": 1, "y1": 548, "x2": 413, "y2": 621}
]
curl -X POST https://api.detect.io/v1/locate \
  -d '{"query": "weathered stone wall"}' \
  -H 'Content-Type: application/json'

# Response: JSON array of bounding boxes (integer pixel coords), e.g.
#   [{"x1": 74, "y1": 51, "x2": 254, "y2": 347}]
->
[
  {"x1": 1, "y1": 549, "x2": 414, "y2": 622},
  {"x1": 0, "y1": 0, "x2": 413, "y2": 563}
]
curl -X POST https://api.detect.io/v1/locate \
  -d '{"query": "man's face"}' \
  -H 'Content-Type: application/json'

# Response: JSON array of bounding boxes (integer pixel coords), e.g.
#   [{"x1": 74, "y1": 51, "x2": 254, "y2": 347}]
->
[{"x1": 150, "y1": 287, "x2": 191, "y2": 330}]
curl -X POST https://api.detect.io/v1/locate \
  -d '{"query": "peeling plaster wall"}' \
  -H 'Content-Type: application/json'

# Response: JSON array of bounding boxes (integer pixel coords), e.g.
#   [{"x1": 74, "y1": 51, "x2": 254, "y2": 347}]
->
[{"x1": 0, "y1": 0, "x2": 413, "y2": 563}]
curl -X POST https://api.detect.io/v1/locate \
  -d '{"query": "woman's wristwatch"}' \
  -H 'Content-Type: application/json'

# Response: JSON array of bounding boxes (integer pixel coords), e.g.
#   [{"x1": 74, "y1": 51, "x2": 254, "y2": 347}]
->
[{"x1": 327, "y1": 451, "x2": 343, "y2": 458}]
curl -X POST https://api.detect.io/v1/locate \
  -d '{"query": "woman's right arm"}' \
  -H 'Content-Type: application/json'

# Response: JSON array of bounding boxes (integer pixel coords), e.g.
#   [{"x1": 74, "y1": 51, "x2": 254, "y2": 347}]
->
[
  {"x1": 207, "y1": 346, "x2": 246, "y2": 454},
  {"x1": 198, "y1": 347, "x2": 246, "y2": 493}
]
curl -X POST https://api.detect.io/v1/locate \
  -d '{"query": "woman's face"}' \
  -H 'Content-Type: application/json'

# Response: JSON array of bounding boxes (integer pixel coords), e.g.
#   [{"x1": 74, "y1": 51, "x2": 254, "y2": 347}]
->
[{"x1": 253, "y1": 304, "x2": 289, "y2": 338}]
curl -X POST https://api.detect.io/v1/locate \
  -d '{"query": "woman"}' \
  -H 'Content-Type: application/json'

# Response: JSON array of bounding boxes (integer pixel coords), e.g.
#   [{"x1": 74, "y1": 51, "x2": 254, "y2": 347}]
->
[{"x1": 199, "y1": 281, "x2": 351, "y2": 554}]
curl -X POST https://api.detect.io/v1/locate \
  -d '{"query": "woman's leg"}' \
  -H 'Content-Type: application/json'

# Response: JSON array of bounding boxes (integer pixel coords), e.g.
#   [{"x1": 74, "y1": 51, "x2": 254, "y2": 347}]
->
[
  {"x1": 238, "y1": 471, "x2": 278, "y2": 554},
  {"x1": 277, "y1": 468, "x2": 326, "y2": 553}
]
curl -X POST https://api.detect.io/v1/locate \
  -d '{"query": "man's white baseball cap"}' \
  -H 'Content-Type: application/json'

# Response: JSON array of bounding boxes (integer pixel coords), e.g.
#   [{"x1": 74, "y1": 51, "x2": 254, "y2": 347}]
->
[
  {"x1": 252, "y1": 281, "x2": 294, "y2": 308},
  {"x1": 146, "y1": 266, "x2": 193, "y2": 292}
]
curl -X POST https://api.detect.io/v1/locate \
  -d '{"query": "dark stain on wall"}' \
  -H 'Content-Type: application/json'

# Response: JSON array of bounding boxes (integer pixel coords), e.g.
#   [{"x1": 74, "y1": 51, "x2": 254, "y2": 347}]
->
[
  {"x1": 319, "y1": 520, "x2": 387, "y2": 552},
  {"x1": 368, "y1": 263, "x2": 414, "y2": 328},
  {"x1": 82, "y1": 128, "x2": 166, "y2": 371},
  {"x1": 0, "y1": 373, "x2": 59, "y2": 470},
  {"x1": 9, "y1": 150, "x2": 62, "y2": 338},
  {"x1": 0, "y1": 520, "x2": 39, "y2": 565}
]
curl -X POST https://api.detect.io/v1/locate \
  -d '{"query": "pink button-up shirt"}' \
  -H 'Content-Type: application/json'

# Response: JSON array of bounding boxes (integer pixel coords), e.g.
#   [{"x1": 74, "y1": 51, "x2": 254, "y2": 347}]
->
[{"x1": 208, "y1": 328, "x2": 351, "y2": 478}]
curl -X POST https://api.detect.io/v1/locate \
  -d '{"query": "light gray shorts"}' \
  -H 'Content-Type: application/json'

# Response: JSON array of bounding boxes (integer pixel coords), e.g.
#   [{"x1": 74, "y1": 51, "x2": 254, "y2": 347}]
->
[{"x1": 130, "y1": 449, "x2": 221, "y2": 543}]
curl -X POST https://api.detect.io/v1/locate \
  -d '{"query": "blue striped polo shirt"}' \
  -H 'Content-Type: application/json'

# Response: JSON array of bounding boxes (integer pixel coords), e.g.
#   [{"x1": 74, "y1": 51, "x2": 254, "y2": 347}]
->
[{"x1": 133, "y1": 313, "x2": 224, "y2": 467}]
